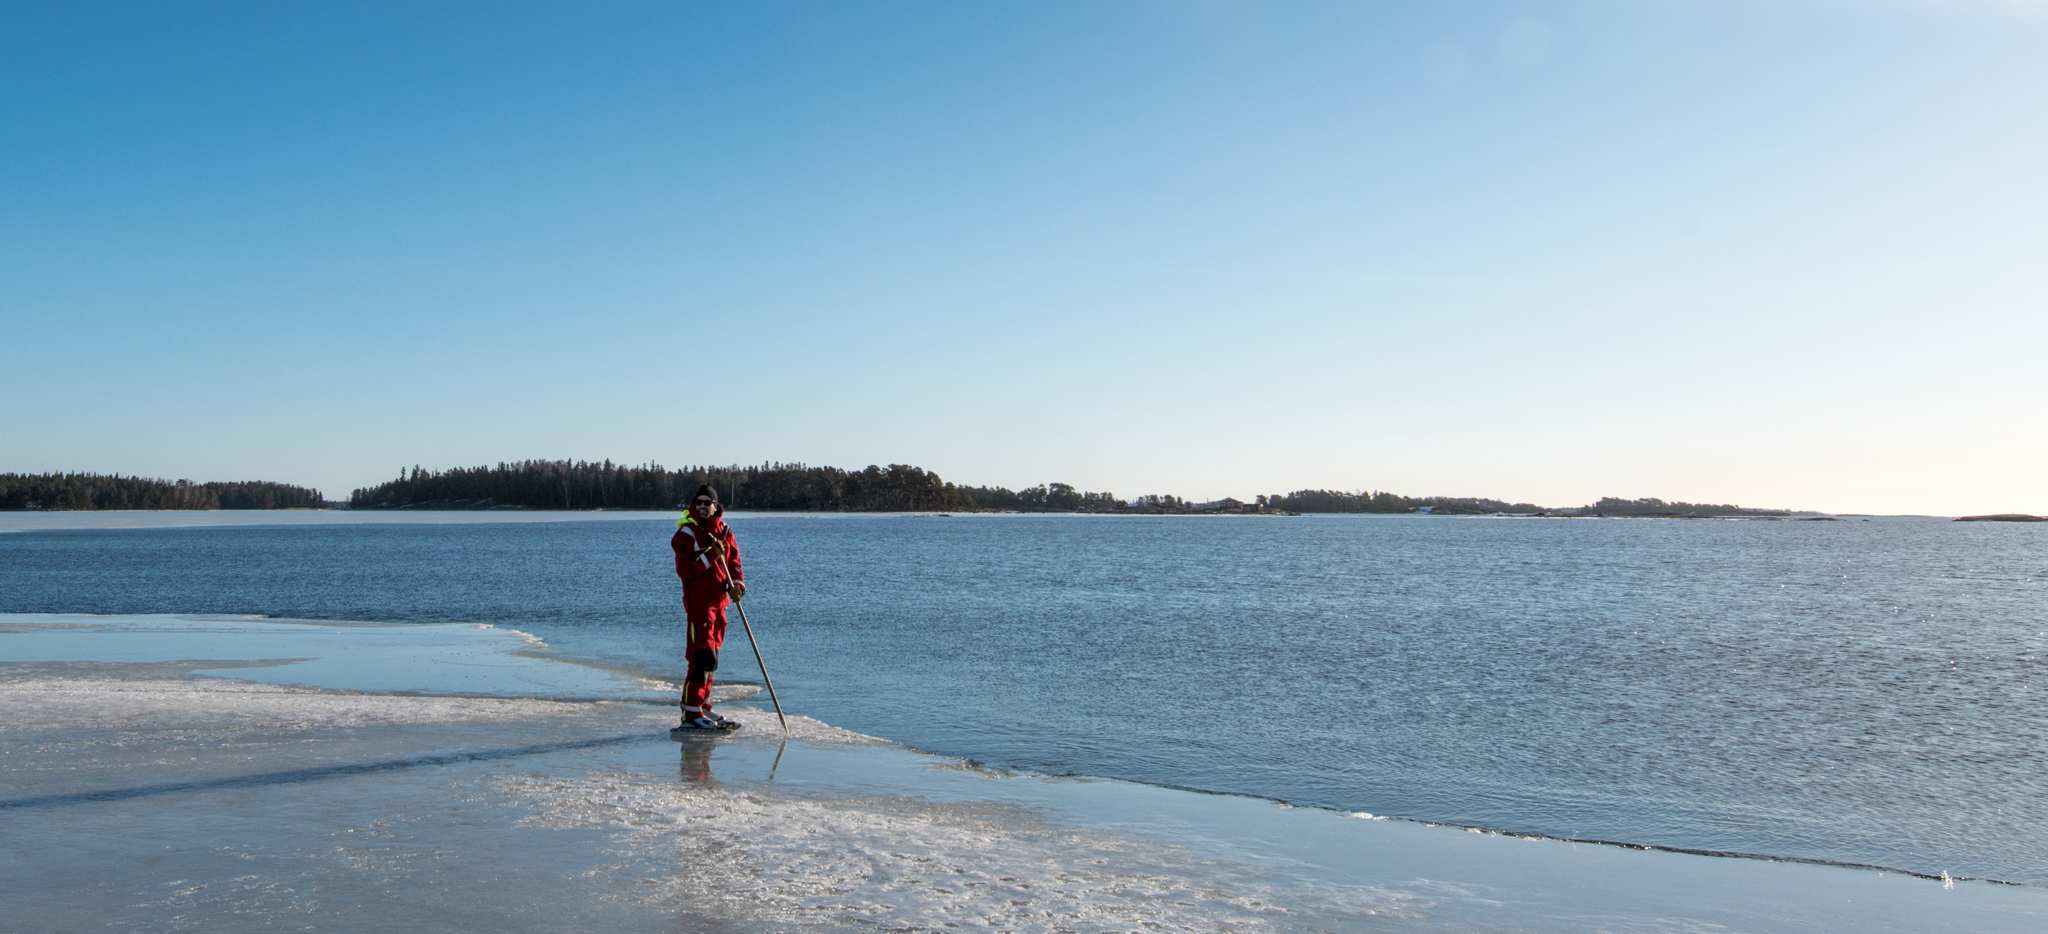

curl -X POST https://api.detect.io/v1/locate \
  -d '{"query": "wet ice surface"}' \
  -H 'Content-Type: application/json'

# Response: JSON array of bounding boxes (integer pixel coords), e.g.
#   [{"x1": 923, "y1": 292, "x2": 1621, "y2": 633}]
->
[
  {"x1": 4, "y1": 615, "x2": 2044, "y2": 933},
  {"x1": 0, "y1": 612, "x2": 660, "y2": 697}
]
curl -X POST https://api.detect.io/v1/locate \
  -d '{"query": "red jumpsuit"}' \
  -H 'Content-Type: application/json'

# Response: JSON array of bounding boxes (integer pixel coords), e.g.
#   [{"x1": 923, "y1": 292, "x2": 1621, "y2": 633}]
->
[{"x1": 671, "y1": 513, "x2": 743, "y2": 719}]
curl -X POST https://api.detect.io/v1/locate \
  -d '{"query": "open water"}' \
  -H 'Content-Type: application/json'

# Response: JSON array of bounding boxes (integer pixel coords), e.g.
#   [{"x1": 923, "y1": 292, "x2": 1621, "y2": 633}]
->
[{"x1": 3, "y1": 512, "x2": 2043, "y2": 886}]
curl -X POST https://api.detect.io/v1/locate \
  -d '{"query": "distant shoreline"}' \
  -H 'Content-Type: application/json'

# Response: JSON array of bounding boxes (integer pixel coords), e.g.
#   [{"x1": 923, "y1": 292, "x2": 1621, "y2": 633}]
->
[
  {"x1": 5, "y1": 510, "x2": 2027, "y2": 535},
  {"x1": 8, "y1": 469, "x2": 2039, "y2": 521}
]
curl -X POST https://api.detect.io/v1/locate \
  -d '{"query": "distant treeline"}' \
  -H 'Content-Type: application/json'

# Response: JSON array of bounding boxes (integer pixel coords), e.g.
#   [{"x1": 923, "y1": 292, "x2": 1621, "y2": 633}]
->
[
  {"x1": 1257, "y1": 491, "x2": 1788, "y2": 517},
  {"x1": 345, "y1": 460, "x2": 1795, "y2": 516},
  {"x1": 0, "y1": 473, "x2": 328, "y2": 511},
  {"x1": 5, "y1": 465, "x2": 1795, "y2": 516},
  {"x1": 1260, "y1": 490, "x2": 1545, "y2": 515},
  {"x1": 348, "y1": 460, "x2": 1123, "y2": 512},
  {"x1": 1568, "y1": 496, "x2": 1789, "y2": 517}
]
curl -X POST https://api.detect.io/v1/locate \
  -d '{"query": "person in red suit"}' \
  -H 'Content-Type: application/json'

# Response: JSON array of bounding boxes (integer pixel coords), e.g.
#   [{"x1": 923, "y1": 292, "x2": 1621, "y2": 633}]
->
[{"x1": 671, "y1": 484, "x2": 745, "y2": 731}]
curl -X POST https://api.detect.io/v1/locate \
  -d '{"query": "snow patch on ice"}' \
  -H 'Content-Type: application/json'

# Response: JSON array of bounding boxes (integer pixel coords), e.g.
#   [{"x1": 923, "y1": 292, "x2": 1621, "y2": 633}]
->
[
  {"x1": 500, "y1": 628, "x2": 548, "y2": 648},
  {"x1": 498, "y1": 769, "x2": 1425, "y2": 933},
  {"x1": 0, "y1": 675, "x2": 636, "y2": 733},
  {"x1": 716, "y1": 706, "x2": 890, "y2": 746},
  {"x1": 0, "y1": 621, "x2": 102, "y2": 633},
  {"x1": 475, "y1": 622, "x2": 548, "y2": 648}
]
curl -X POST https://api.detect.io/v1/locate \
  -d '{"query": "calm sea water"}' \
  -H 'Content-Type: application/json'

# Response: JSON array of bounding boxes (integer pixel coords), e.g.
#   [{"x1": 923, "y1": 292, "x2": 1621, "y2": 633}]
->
[{"x1": 4, "y1": 514, "x2": 2043, "y2": 884}]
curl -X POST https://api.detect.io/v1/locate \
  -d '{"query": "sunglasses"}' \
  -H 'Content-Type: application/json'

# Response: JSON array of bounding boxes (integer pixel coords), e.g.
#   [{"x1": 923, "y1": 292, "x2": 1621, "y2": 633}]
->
[{"x1": 692, "y1": 499, "x2": 715, "y2": 506}]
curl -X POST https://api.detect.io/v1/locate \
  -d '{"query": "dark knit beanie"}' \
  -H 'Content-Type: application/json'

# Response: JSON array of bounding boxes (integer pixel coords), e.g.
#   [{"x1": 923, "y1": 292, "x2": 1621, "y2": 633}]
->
[{"x1": 693, "y1": 484, "x2": 719, "y2": 503}]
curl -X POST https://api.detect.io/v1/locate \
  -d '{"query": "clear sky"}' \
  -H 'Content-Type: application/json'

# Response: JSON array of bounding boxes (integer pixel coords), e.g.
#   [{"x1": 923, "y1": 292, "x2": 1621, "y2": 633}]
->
[{"x1": 4, "y1": 1, "x2": 2043, "y2": 515}]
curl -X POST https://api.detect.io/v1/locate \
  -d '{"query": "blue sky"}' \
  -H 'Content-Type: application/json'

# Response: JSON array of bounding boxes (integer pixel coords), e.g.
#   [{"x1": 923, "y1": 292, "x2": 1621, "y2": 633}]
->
[{"x1": 4, "y1": 1, "x2": 2044, "y2": 514}]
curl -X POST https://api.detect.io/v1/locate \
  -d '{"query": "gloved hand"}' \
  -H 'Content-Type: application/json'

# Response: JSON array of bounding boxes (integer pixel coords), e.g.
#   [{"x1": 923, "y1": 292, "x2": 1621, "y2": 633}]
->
[{"x1": 729, "y1": 580, "x2": 747, "y2": 599}]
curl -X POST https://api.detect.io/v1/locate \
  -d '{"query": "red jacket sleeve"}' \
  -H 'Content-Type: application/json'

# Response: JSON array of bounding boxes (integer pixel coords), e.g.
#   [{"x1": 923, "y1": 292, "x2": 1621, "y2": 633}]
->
[{"x1": 670, "y1": 528, "x2": 693, "y2": 580}]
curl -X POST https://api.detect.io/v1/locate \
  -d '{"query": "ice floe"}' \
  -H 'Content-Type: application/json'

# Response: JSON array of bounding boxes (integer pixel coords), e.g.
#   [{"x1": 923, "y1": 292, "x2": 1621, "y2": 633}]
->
[{"x1": 7, "y1": 613, "x2": 2048, "y2": 933}]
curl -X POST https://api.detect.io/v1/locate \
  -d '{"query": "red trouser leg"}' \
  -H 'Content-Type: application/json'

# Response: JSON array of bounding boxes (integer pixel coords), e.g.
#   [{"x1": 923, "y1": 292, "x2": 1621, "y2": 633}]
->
[{"x1": 681, "y1": 594, "x2": 729, "y2": 717}]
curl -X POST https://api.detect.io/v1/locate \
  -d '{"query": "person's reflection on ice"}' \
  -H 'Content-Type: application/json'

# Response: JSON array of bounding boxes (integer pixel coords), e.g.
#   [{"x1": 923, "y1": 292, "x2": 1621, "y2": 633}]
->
[{"x1": 679, "y1": 740, "x2": 716, "y2": 783}]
